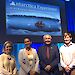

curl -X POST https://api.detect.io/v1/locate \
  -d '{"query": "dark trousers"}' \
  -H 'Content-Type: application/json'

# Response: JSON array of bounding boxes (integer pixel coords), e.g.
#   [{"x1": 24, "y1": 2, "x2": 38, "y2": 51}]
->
[
  {"x1": 40, "y1": 70, "x2": 51, "y2": 75},
  {"x1": 40, "y1": 69, "x2": 60, "y2": 75}
]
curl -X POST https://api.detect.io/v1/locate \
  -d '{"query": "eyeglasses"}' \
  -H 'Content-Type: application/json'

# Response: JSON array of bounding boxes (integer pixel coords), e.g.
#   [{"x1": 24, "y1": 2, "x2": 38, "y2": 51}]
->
[{"x1": 24, "y1": 41, "x2": 30, "y2": 43}]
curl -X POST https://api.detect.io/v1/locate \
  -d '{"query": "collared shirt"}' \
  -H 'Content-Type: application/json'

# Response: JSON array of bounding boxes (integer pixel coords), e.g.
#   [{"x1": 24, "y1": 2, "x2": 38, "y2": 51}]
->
[{"x1": 60, "y1": 42, "x2": 75, "y2": 68}]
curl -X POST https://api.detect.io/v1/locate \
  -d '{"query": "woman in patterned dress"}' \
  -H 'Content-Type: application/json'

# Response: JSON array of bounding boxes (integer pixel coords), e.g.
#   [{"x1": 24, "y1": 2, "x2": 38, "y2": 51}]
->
[{"x1": 18, "y1": 37, "x2": 39, "y2": 75}]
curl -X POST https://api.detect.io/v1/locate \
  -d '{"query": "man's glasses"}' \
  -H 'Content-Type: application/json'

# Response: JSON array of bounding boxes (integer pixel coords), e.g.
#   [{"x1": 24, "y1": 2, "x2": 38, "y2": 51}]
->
[{"x1": 24, "y1": 41, "x2": 30, "y2": 43}]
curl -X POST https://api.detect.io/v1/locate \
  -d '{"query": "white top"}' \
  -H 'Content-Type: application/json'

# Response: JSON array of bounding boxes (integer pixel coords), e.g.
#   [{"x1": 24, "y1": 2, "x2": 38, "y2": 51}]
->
[
  {"x1": 60, "y1": 42, "x2": 75, "y2": 68},
  {"x1": 18, "y1": 48, "x2": 39, "y2": 75},
  {"x1": 0, "y1": 53, "x2": 18, "y2": 75}
]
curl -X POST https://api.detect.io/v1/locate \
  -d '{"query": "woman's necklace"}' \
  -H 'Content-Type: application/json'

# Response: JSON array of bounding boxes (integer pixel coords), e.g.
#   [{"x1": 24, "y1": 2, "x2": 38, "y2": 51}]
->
[
  {"x1": 26, "y1": 47, "x2": 32, "y2": 55},
  {"x1": 8, "y1": 57, "x2": 11, "y2": 60}
]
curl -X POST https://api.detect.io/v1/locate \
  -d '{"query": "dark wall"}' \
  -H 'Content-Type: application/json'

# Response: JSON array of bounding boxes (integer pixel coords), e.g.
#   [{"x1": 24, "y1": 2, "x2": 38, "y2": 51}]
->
[
  {"x1": 0, "y1": 0, "x2": 5, "y2": 32},
  {"x1": 0, "y1": 0, "x2": 5, "y2": 41}
]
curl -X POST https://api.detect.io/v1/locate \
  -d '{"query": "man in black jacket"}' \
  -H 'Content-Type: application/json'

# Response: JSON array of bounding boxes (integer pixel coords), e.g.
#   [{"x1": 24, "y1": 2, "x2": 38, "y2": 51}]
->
[{"x1": 38, "y1": 34, "x2": 60, "y2": 75}]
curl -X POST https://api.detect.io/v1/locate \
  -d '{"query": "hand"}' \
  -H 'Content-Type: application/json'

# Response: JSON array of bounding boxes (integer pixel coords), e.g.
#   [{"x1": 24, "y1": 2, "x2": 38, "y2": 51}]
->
[
  {"x1": 8, "y1": 73, "x2": 12, "y2": 75},
  {"x1": 45, "y1": 65, "x2": 51, "y2": 71},
  {"x1": 64, "y1": 65, "x2": 71, "y2": 72},
  {"x1": 30, "y1": 70, "x2": 35, "y2": 75}
]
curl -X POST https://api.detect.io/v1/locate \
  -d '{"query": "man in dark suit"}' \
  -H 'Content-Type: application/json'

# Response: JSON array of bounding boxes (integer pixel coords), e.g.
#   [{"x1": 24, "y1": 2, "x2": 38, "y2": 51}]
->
[{"x1": 38, "y1": 34, "x2": 60, "y2": 75}]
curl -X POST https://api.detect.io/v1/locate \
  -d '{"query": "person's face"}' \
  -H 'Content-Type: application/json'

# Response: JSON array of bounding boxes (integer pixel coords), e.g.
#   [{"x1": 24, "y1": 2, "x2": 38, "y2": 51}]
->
[
  {"x1": 4, "y1": 43, "x2": 12, "y2": 54},
  {"x1": 43, "y1": 35, "x2": 52, "y2": 45},
  {"x1": 24, "y1": 38, "x2": 31, "y2": 47},
  {"x1": 64, "y1": 35, "x2": 72, "y2": 44}
]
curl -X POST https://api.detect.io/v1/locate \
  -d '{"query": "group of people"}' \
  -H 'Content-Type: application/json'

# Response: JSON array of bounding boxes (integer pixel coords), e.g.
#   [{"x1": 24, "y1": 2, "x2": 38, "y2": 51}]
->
[{"x1": 0, "y1": 32, "x2": 75, "y2": 75}]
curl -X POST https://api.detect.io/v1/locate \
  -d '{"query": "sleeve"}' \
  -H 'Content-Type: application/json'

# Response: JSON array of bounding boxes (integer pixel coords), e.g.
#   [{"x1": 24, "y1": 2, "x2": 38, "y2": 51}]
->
[
  {"x1": 0, "y1": 55, "x2": 3, "y2": 68},
  {"x1": 60, "y1": 50, "x2": 67, "y2": 68},
  {"x1": 0, "y1": 55, "x2": 12, "y2": 75},
  {"x1": 38, "y1": 47, "x2": 46, "y2": 69},
  {"x1": 50, "y1": 46, "x2": 60, "y2": 68},
  {"x1": 34, "y1": 50, "x2": 40, "y2": 73},
  {"x1": 69, "y1": 49, "x2": 75, "y2": 68},
  {"x1": 18, "y1": 50, "x2": 30, "y2": 73},
  {"x1": 69, "y1": 61, "x2": 74, "y2": 68},
  {"x1": 12, "y1": 61, "x2": 18, "y2": 75}
]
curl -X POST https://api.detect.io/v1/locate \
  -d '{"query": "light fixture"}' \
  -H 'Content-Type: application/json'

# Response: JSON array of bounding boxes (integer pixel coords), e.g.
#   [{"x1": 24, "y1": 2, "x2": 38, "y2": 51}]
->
[{"x1": 65, "y1": 0, "x2": 70, "y2": 1}]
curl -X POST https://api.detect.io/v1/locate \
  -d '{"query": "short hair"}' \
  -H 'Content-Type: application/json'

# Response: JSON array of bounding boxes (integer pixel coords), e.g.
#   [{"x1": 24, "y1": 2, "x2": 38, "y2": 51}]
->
[
  {"x1": 43, "y1": 34, "x2": 52, "y2": 39},
  {"x1": 64, "y1": 32, "x2": 72, "y2": 38}
]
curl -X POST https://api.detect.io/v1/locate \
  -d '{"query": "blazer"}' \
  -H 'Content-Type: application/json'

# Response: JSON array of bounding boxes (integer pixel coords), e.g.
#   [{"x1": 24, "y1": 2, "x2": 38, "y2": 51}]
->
[
  {"x1": 38, "y1": 44, "x2": 60, "y2": 71},
  {"x1": 18, "y1": 48, "x2": 39, "y2": 75}
]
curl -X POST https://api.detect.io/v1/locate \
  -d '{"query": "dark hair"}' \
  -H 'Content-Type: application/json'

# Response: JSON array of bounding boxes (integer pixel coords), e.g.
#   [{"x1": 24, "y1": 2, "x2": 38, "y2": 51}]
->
[{"x1": 24, "y1": 37, "x2": 31, "y2": 42}]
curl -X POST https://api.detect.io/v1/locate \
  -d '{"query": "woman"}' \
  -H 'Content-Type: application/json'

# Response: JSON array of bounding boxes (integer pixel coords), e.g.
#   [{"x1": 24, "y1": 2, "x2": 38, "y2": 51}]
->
[
  {"x1": 0, "y1": 41, "x2": 18, "y2": 75},
  {"x1": 18, "y1": 37, "x2": 40, "y2": 75},
  {"x1": 60, "y1": 33, "x2": 75, "y2": 75}
]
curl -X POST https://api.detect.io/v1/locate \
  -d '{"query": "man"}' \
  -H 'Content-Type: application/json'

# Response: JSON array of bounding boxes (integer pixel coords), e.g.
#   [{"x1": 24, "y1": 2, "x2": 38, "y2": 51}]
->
[
  {"x1": 38, "y1": 34, "x2": 60, "y2": 75},
  {"x1": 60, "y1": 33, "x2": 75, "y2": 75}
]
